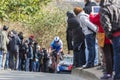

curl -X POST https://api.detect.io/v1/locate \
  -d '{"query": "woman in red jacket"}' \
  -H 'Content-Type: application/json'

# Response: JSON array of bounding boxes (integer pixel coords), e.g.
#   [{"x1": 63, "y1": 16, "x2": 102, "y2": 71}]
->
[{"x1": 90, "y1": 13, "x2": 113, "y2": 79}]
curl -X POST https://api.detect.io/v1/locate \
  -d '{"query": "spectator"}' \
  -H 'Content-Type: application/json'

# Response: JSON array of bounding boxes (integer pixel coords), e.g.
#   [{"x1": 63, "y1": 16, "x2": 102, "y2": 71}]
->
[
  {"x1": 66, "y1": 11, "x2": 86, "y2": 68},
  {"x1": 18, "y1": 32, "x2": 24, "y2": 71},
  {"x1": 90, "y1": 13, "x2": 114, "y2": 79},
  {"x1": 9, "y1": 30, "x2": 21, "y2": 70},
  {"x1": 100, "y1": 0, "x2": 120, "y2": 79},
  {"x1": 32, "y1": 41, "x2": 38, "y2": 72},
  {"x1": 19, "y1": 40, "x2": 29, "y2": 71},
  {"x1": 35, "y1": 45, "x2": 41, "y2": 72},
  {"x1": 74, "y1": 7, "x2": 97, "y2": 68},
  {"x1": 0, "y1": 25, "x2": 9, "y2": 70},
  {"x1": 25, "y1": 42, "x2": 33, "y2": 71}
]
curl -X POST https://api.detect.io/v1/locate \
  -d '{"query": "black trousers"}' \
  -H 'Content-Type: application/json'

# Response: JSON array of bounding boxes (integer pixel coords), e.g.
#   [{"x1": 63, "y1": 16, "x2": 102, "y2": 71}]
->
[
  {"x1": 73, "y1": 41, "x2": 86, "y2": 67},
  {"x1": 103, "y1": 44, "x2": 113, "y2": 75}
]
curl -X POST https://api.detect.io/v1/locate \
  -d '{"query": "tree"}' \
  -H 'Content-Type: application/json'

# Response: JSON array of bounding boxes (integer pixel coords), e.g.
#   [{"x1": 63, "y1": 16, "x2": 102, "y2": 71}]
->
[{"x1": 0, "y1": 0, "x2": 51, "y2": 21}]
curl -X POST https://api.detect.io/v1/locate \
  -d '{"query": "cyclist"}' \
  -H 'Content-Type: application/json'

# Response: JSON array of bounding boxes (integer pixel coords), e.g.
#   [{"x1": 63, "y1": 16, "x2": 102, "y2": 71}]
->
[{"x1": 49, "y1": 36, "x2": 63, "y2": 72}]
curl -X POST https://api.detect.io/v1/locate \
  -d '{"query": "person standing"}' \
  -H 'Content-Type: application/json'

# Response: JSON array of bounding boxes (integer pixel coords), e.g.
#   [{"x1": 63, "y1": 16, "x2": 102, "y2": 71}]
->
[
  {"x1": 99, "y1": 0, "x2": 120, "y2": 79},
  {"x1": 0, "y1": 26, "x2": 9, "y2": 70},
  {"x1": 9, "y1": 30, "x2": 21, "y2": 70},
  {"x1": 74, "y1": 7, "x2": 98, "y2": 68},
  {"x1": 90, "y1": 13, "x2": 114, "y2": 79},
  {"x1": 66, "y1": 11, "x2": 86, "y2": 68},
  {"x1": 25, "y1": 41, "x2": 33, "y2": 71}
]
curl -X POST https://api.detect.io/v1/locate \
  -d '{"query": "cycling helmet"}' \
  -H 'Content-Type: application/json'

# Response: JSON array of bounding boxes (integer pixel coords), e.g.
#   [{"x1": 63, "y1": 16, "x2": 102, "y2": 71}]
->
[{"x1": 54, "y1": 36, "x2": 60, "y2": 42}]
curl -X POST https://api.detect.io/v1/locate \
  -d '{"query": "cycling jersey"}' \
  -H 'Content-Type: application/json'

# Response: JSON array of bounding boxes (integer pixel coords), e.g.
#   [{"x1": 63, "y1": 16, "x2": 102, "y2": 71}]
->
[{"x1": 50, "y1": 40, "x2": 63, "y2": 54}]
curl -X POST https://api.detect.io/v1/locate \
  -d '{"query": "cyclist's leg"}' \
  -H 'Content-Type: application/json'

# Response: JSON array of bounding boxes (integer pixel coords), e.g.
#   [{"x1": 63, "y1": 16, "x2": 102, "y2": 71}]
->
[{"x1": 57, "y1": 55, "x2": 60, "y2": 65}]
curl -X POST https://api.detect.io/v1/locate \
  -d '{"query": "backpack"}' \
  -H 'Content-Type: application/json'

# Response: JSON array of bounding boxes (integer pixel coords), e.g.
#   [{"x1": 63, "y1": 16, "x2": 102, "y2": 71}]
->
[{"x1": 0, "y1": 31, "x2": 4, "y2": 50}]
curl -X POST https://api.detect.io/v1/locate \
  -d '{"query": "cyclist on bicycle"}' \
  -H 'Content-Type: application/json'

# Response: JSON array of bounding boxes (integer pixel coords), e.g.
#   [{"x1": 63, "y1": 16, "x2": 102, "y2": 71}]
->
[{"x1": 49, "y1": 36, "x2": 63, "y2": 72}]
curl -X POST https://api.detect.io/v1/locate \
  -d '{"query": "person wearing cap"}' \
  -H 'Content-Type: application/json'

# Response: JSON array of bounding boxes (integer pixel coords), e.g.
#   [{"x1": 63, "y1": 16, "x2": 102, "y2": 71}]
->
[
  {"x1": 0, "y1": 25, "x2": 9, "y2": 70},
  {"x1": 74, "y1": 7, "x2": 98, "y2": 69}
]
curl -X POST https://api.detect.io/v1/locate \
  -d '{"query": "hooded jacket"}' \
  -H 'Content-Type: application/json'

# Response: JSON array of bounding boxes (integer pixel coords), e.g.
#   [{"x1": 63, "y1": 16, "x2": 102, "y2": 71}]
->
[
  {"x1": 83, "y1": 0, "x2": 97, "y2": 14},
  {"x1": 77, "y1": 11, "x2": 98, "y2": 35},
  {"x1": 0, "y1": 30, "x2": 9, "y2": 53},
  {"x1": 100, "y1": 0, "x2": 120, "y2": 38},
  {"x1": 66, "y1": 11, "x2": 85, "y2": 50}
]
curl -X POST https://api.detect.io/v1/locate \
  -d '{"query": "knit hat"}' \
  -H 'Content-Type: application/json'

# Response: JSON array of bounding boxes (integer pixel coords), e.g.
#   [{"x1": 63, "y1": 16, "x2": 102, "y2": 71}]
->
[
  {"x1": 3, "y1": 25, "x2": 9, "y2": 31},
  {"x1": 74, "y1": 7, "x2": 83, "y2": 15},
  {"x1": 29, "y1": 35, "x2": 34, "y2": 40}
]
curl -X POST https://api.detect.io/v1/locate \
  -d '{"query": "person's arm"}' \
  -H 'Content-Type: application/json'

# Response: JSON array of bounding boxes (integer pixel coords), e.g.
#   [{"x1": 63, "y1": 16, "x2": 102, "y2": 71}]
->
[
  {"x1": 59, "y1": 40, "x2": 63, "y2": 53},
  {"x1": 89, "y1": 13, "x2": 100, "y2": 25},
  {"x1": 49, "y1": 41, "x2": 55, "y2": 54},
  {"x1": 5, "y1": 32, "x2": 9, "y2": 45},
  {"x1": 81, "y1": 16, "x2": 98, "y2": 33},
  {"x1": 100, "y1": 8, "x2": 112, "y2": 38},
  {"x1": 66, "y1": 27, "x2": 73, "y2": 52}
]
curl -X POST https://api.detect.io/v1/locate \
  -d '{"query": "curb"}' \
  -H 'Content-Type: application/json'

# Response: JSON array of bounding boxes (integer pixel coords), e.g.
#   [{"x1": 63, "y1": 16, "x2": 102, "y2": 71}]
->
[{"x1": 71, "y1": 67, "x2": 102, "y2": 80}]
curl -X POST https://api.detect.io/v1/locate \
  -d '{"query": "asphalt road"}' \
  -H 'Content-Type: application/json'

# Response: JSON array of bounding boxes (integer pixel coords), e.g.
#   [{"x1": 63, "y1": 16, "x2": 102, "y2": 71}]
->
[{"x1": 0, "y1": 71, "x2": 88, "y2": 80}]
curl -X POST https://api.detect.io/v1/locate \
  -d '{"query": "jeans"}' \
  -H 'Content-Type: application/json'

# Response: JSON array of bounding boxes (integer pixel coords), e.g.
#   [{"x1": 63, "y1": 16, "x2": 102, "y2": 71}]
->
[
  {"x1": 32, "y1": 61, "x2": 36, "y2": 72},
  {"x1": 85, "y1": 34, "x2": 96, "y2": 66},
  {"x1": 112, "y1": 36, "x2": 120, "y2": 79},
  {"x1": 85, "y1": 39, "x2": 88, "y2": 65},
  {"x1": 5, "y1": 52, "x2": 9, "y2": 69},
  {"x1": 85, "y1": 39, "x2": 99, "y2": 66},
  {"x1": 25, "y1": 58, "x2": 30, "y2": 71},
  {"x1": 94, "y1": 39, "x2": 99, "y2": 66},
  {"x1": 0, "y1": 51, "x2": 2, "y2": 69},
  {"x1": 2, "y1": 52, "x2": 7, "y2": 69},
  {"x1": 36, "y1": 60, "x2": 40, "y2": 72}
]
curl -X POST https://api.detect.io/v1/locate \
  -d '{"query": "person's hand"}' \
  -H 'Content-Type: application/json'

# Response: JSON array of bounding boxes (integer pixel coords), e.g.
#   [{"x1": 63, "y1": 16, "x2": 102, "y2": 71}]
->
[
  {"x1": 24, "y1": 54, "x2": 27, "y2": 59},
  {"x1": 67, "y1": 50, "x2": 70, "y2": 54}
]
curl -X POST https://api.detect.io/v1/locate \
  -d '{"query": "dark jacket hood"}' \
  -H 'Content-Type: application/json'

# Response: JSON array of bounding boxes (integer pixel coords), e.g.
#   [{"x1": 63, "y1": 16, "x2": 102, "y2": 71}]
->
[
  {"x1": 100, "y1": 0, "x2": 119, "y2": 7},
  {"x1": 66, "y1": 11, "x2": 74, "y2": 18},
  {"x1": 85, "y1": 0, "x2": 91, "y2": 6}
]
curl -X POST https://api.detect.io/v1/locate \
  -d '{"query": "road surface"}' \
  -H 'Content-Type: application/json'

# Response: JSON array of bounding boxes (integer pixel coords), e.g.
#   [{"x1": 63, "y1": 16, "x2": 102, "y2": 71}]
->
[{"x1": 0, "y1": 70, "x2": 88, "y2": 80}]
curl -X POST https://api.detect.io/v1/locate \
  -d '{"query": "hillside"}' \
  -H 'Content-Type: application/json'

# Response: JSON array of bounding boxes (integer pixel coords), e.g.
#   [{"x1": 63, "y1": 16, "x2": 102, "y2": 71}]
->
[{"x1": 1, "y1": 0, "x2": 84, "y2": 53}]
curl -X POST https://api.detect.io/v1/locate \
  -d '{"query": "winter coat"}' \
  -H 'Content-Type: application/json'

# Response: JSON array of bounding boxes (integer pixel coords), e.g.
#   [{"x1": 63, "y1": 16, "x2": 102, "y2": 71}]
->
[
  {"x1": 77, "y1": 11, "x2": 98, "y2": 35},
  {"x1": 27, "y1": 45, "x2": 33, "y2": 59},
  {"x1": 100, "y1": 0, "x2": 120, "y2": 38},
  {"x1": 0, "y1": 30, "x2": 9, "y2": 53},
  {"x1": 9, "y1": 34, "x2": 21, "y2": 53},
  {"x1": 90, "y1": 13, "x2": 111, "y2": 44},
  {"x1": 66, "y1": 11, "x2": 85, "y2": 45},
  {"x1": 84, "y1": 0, "x2": 97, "y2": 14},
  {"x1": 66, "y1": 25, "x2": 73, "y2": 50}
]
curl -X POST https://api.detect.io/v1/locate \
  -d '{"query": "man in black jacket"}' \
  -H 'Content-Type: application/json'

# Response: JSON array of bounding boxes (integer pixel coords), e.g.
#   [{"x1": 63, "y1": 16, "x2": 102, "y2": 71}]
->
[
  {"x1": 100, "y1": 0, "x2": 120, "y2": 79},
  {"x1": 66, "y1": 11, "x2": 86, "y2": 67}
]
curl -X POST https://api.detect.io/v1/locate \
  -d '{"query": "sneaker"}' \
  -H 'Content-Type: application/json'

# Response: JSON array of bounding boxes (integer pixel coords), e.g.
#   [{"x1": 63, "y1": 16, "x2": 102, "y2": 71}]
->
[
  {"x1": 101, "y1": 74, "x2": 112, "y2": 79},
  {"x1": 83, "y1": 65, "x2": 94, "y2": 69}
]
